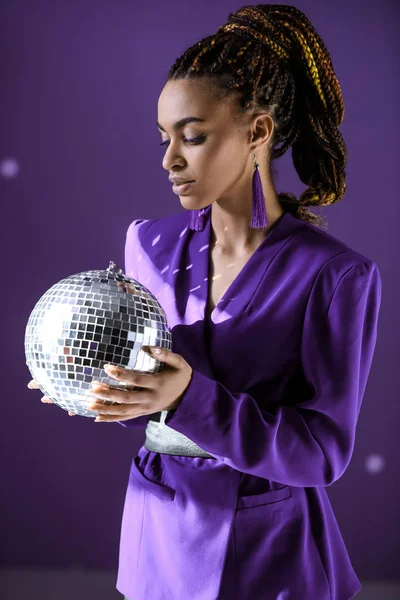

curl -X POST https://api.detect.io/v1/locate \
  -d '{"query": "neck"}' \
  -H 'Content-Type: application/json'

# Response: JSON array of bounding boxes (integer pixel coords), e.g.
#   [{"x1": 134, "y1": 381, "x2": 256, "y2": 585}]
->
[{"x1": 210, "y1": 193, "x2": 284, "y2": 255}]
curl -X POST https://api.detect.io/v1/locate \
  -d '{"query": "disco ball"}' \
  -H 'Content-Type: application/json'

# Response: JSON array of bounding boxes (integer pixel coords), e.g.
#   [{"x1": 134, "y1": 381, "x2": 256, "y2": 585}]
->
[{"x1": 24, "y1": 261, "x2": 172, "y2": 418}]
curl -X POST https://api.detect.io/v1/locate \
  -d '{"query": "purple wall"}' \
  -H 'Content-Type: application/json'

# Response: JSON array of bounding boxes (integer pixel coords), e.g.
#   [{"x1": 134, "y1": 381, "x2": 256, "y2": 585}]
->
[{"x1": 1, "y1": 0, "x2": 398, "y2": 579}]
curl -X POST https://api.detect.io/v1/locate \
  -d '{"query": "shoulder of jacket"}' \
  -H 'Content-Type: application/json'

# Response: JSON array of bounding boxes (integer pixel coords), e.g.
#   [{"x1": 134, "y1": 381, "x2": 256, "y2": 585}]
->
[
  {"x1": 295, "y1": 220, "x2": 378, "y2": 273},
  {"x1": 126, "y1": 212, "x2": 190, "y2": 248}
]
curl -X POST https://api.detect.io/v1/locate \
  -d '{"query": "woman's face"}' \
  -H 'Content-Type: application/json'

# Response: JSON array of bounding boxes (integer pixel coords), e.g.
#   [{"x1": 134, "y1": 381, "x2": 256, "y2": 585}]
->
[{"x1": 157, "y1": 79, "x2": 258, "y2": 212}]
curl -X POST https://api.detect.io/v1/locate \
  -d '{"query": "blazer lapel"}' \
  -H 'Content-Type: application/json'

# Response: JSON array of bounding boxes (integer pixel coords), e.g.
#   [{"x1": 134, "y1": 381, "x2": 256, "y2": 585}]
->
[
  {"x1": 192, "y1": 206, "x2": 304, "y2": 324},
  {"x1": 136, "y1": 207, "x2": 304, "y2": 378}
]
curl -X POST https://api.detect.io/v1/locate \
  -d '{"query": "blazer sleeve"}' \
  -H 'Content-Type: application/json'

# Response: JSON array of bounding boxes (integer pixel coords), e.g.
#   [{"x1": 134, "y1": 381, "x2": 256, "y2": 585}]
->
[
  {"x1": 164, "y1": 258, "x2": 383, "y2": 487},
  {"x1": 117, "y1": 218, "x2": 153, "y2": 429}
]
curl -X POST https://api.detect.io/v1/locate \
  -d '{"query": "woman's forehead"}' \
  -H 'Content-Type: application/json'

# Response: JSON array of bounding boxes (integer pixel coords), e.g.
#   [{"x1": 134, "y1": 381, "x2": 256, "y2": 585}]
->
[{"x1": 157, "y1": 82, "x2": 238, "y2": 128}]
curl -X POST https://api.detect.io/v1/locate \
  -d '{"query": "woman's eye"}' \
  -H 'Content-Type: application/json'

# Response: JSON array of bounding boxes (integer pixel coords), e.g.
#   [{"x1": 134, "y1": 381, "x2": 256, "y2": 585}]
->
[{"x1": 160, "y1": 135, "x2": 205, "y2": 147}]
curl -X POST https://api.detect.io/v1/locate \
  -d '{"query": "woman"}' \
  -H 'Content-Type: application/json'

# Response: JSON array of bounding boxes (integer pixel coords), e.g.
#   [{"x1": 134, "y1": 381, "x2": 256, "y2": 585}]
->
[{"x1": 31, "y1": 4, "x2": 382, "y2": 599}]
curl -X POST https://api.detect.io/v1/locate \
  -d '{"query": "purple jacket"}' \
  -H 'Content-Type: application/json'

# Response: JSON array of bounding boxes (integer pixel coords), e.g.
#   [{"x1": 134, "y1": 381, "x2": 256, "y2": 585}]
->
[{"x1": 116, "y1": 207, "x2": 382, "y2": 600}]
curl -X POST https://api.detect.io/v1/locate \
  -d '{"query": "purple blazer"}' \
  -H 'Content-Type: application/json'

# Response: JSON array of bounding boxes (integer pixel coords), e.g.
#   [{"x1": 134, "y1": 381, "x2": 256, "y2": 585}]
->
[{"x1": 116, "y1": 207, "x2": 382, "y2": 600}]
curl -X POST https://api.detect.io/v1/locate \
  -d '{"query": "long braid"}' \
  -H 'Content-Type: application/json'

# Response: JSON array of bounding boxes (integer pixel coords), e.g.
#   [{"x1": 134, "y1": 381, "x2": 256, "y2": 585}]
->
[{"x1": 167, "y1": 4, "x2": 348, "y2": 228}]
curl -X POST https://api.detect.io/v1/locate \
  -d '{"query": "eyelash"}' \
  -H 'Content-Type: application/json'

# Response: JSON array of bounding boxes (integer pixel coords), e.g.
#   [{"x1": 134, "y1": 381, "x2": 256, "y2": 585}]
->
[{"x1": 159, "y1": 135, "x2": 206, "y2": 147}]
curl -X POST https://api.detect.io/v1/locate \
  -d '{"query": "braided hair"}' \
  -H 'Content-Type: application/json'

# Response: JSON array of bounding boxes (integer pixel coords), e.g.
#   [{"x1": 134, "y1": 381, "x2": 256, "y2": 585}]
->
[{"x1": 166, "y1": 4, "x2": 347, "y2": 229}]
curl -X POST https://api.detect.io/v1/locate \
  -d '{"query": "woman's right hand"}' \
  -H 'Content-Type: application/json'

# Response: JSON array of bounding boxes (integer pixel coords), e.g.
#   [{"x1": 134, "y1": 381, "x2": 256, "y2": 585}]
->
[{"x1": 27, "y1": 379, "x2": 77, "y2": 416}]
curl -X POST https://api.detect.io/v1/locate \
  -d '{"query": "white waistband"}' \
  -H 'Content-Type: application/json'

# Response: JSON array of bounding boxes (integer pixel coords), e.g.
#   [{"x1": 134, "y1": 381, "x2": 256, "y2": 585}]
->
[{"x1": 144, "y1": 411, "x2": 215, "y2": 458}]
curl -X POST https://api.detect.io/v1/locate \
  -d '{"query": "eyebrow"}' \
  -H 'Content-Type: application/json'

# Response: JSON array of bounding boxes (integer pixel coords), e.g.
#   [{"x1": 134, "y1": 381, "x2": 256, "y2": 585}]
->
[{"x1": 156, "y1": 116, "x2": 206, "y2": 132}]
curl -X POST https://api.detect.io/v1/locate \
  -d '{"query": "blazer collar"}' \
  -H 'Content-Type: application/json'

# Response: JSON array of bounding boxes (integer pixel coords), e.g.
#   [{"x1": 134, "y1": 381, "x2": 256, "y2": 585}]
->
[{"x1": 185, "y1": 205, "x2": 305, "y2": 324}]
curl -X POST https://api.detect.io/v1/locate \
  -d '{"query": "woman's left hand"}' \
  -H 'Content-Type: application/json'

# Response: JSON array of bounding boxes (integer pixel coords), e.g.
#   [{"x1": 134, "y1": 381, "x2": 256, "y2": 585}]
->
[{"x1": 86, "y1": 346, "x2": 193, "y2": 422}]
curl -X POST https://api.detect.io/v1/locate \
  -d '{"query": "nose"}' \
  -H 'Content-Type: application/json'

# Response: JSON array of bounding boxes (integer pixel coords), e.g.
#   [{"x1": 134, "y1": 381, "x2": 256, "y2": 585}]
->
[{"x1": 162, "y1": 142, "x2": 186, "y2": 172}]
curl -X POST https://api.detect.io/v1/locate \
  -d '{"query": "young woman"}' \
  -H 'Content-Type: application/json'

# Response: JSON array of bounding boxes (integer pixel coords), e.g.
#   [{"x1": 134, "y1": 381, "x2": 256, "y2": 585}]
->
[{"x1": 33, "y1": 4, "x2": 382, "y2": 599}]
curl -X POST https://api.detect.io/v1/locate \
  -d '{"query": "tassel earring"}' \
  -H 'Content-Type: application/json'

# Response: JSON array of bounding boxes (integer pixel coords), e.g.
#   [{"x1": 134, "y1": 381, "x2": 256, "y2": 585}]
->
[
  {"x1": 189, "y1": 206, "x2": 206, "y2": 231},
  {"x1": 250, "y1": 151, "x2": 268, "y2": 229},
  {"x1": 189, "y1": 151, "x2": 268, "y2": 231}
]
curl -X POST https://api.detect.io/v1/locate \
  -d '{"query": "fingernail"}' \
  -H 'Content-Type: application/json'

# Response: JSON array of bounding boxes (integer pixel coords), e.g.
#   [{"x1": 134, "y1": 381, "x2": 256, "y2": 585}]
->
[
  {"x1": 89, "y1": 380, "x2": 106, "y2": 389},
  {"x1": 149, "y1": 346, "x2": 162, "y2": 354},
  {"x1": 104, "y1": 364, "x2": 118, "y2": 374}
]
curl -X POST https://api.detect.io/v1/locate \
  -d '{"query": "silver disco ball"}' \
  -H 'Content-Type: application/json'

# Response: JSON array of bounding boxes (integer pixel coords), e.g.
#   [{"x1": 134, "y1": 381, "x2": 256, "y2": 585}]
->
[{"x1": 24, "y1": 261, "x2": 172, "y2": 418}]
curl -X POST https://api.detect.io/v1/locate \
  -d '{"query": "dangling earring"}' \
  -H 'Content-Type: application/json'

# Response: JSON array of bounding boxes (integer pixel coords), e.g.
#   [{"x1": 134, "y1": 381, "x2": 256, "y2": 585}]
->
[
  {"x1": 189, "y1": 151, "x2": 268, "y2": 231},
  {"x1": 250, "y1": 151, "x2": 268, "y2": 229},
  {"x1": 189, "y1": 206, "x2": 206, "y2": 231}
]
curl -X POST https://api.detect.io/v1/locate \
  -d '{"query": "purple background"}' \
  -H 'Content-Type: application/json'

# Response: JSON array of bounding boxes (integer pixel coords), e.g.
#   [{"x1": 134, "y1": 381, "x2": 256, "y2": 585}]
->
[{"x1": 1, "y1": 0, "x2": 398, "y2": 580}]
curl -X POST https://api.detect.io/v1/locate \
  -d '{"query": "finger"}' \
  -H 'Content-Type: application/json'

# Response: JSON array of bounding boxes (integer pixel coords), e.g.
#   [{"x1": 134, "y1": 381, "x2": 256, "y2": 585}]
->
[
  {"x1": 88, "y1": 387, "x2": 148, "y2": 409},
  {"x1": 86, "y1": 384, "x2": 124, "y2": 404},
  {"x1": 94, "y1": 411, "x2": 147, "y2": 423},
  {"x1": 40, "y1": 396, "x2": 53, "y2": 403},
  {"x1": 103, "y1": 364, "x2": 156, "y2": 389},
  {"x1": 87, "y1": 391, "x2": 149, "y2": 414},
  {"x1": 68, "y1": 411, "x2": 77, "y2": 416},
  {"x1": 27, "y1": 379, "x2": 39, "y2": 389}
]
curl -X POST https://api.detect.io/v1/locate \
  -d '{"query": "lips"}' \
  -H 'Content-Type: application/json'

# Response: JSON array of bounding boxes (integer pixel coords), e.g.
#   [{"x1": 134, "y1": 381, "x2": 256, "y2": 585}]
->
[
  {"x1": 169, "y1": 179, "x2": 195, "y2": 185},
  {"x1": 171, "y1": 181, "x2": 195, "y2": 194}
]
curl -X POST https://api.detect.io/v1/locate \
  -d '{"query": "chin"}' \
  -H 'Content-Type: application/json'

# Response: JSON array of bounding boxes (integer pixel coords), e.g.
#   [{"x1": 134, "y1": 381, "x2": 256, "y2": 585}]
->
[
  {"x1": 180, "y1": 197, "x2": 200, "y2": 207},
  {"x1": 182, "y1": 202, "x2": 210, "y2": 213},
  {"x1": 180, "y1": 194, "x2": 211, "y2": 210}
]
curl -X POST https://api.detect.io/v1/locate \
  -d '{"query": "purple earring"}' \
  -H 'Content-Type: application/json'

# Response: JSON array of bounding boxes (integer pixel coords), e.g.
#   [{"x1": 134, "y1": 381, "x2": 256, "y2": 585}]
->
[
  {"x1": 189, "y1": 206, "x2": 206, "y2": 231},
  {"x1": 250, "y1": 151, "x2": 268, "y2": 229},
  {"x1": 189, "y1": 151, "x2": 268, "y2": 231}
]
